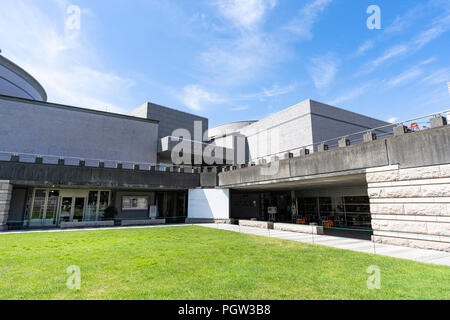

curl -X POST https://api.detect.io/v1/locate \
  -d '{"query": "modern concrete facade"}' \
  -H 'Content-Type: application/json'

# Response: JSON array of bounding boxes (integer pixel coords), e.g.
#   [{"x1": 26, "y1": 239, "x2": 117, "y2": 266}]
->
[
  {"x1": 209, "y1": 99, "x2": 389, "y2": 164},
  {"x1": 131, "y1": 102, "x2": 208, "y2": 152},
  {"x1": 0, "y1": 54, "x2": 449, "y2": 254},
  {"x1": 0, "y1": 95, "x2": 159, "y2": 167}
]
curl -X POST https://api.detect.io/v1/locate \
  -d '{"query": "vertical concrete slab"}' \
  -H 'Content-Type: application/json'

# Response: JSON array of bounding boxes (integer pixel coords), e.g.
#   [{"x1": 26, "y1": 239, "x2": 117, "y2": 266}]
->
[
  {"x1": 187, "y1": 189, "x2": 230, "y2": 221},
  {"x1": 0, "y1": 180, "x2": 13, "y2": 231}
]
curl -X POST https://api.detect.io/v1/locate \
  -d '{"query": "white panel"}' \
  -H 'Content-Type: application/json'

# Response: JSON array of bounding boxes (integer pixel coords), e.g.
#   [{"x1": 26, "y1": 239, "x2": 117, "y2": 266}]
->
[{"x1": 188, "y1": 189, "x2": 230, "y2": 219}]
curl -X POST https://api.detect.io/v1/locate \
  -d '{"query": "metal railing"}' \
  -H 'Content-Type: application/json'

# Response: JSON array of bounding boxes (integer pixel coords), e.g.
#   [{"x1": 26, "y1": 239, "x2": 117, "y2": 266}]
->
[
  {"x1": 0, "y1": 150, "x2": 200, "y2": 173},
  {"x1": 250, "y1": 108, "x2": 450, "y2": 165}
]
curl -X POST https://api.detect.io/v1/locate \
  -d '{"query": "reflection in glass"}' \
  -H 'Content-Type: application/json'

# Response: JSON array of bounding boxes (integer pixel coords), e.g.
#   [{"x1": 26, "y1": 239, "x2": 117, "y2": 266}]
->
[
  {"x1": 98, "y1": 191, "x2": 110, "y2": 220},
  {"x1": 86, "y1": 191, "x2": 98, "y2": 221},
  {"x1": 44, "y1": 190, "x2": 59, "y2": 226},
  {"x1": 30, "y1": 190, "x2": 46, "y2": 226},
  {"x1": 72, "y1": 197, "x2": 85, "y2": 222},
  {"x1": 60, "y1": 197, "x2": 72, "y2": 222}
]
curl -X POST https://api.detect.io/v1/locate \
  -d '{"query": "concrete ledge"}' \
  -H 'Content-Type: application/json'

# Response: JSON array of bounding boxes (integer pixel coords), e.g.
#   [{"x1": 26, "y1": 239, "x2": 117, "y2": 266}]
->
[
  {"x1": 273, "y1": 223, "x2": 324, "y2": 235},
  {"x1": 120, "y1": 219, "x2": 166, "y2": 226},
  {"x1": 185, "y1": 218, "x2": 231, "y2": 224},
  {"x1": 373, "y1": 235, "x2": 450, "y2": 252},
  {"x1": 60, "y1": 221, "x2": 115, "y2": 229},
  {"x1": 239, "y1": 220, "x2": 273, "y2": 229}
]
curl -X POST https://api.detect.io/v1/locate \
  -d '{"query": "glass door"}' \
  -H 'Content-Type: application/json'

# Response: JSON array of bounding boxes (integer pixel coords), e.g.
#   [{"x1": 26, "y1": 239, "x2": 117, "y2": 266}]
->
[
  {"x1": 72, "y1": 197, "x2": 86, "y2": 222},
  {"x1": 57, "y1": 191, "x2": 88, "y2": 225},
  {"x1": 60, "y1": 197, "x2": 73, "y2": 223},
  {"x1": 27, "y1": 190, "x2": 60, "y2": 227}
]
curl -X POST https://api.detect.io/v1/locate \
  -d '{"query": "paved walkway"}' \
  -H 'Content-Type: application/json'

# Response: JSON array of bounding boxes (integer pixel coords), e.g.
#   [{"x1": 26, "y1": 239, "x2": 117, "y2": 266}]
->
[{"x1": 201, "y1": 223, "x2": 450, "y2": 267}]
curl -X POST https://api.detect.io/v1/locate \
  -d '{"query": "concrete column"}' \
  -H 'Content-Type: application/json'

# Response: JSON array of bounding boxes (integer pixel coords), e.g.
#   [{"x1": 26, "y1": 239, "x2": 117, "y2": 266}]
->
[
  {"x1": 363, "y1": 132, "x2": 377, "y2": 142},
  {"x1": 430, "y1": 116, "x2": 447, "y2": 128},
  {"x1": 284, "y1": 152, "x2": 293, "y2": 159},
  {"x1": 299, "y1": 148, "x2": 310, "y2": 156},
  {"x1": 338, "y1": 138, "x2": 350, "y2": 148},
  {"x1": 0, "y1": 181, "x2": 12, "y2": 231},
  {"x1": 393, "y1": 125, "x2": 408, "y2": 136},
  {"x1": 317, "y1": 143, "x2": 328, "y2": 152}
]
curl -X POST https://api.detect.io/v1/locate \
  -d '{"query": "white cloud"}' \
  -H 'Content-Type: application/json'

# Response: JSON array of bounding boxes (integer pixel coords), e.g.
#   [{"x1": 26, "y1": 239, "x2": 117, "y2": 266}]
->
[
  {"x1": 361, "y1": 13, "x2": 450, "y2": 75},
  {"x1": 0, "y1": 0, "x2": 134, "y2": 114},
  {"x1": 217, "y1": 0, "x2": 277, "y2": 30},
  {"x1": 240, "y1": 83, "x2": 297, "y2": 100},
  {"x1": 329, "y1": 83, "x2": 371, "y2": 106},
  {"x1": 308, "y1": 54, "x2": 339, "y2": 89},
  {"x1": 285, "y1": 0, "x2": 333, "y2": 40},
  {"x1": 387, "y1": 69, "x2": 423, "y2": 87},
  {"x1": 387, "y1": 117, "x2": 398, "y2": 123},
  {"x1": 180, "y1": 85, "x2": 223, "y2": 111},
  {"x1": 199, "y1": 33, "x2": 279, "y2": 85},
  {"x1": 420, "y1": 67, "x2": 450, "y2": 86},
  {"x1": 230, "y1": 105, "x2": 249, "y2": 111},
  {"x1": 357, "y1": 40, "x2": 374, "y2": 55}
]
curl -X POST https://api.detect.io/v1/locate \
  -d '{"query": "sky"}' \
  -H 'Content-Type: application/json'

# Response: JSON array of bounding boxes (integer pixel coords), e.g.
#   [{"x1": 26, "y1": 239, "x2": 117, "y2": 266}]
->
[{"x1": 0, "y1": 0, "x2": 449, "y2": 127}]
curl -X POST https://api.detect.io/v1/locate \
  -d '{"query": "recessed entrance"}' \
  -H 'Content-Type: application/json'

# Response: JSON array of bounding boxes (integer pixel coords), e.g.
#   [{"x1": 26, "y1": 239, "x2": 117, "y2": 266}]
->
[
  {"x1": 24, "y1": 189, "x2": 111, "y2": 228},
  {"x1": 59, "y1": 191, "x2": 88, "y2": 223}
]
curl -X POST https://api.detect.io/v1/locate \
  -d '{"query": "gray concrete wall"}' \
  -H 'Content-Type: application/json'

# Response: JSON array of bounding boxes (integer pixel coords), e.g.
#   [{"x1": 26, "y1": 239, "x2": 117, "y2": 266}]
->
[
  {"x1": 131, "y1": 102, "x2": 208, "y2": 152},
  {"x1": 0, "y1": 180, "x2": 12, "y2": 230},
  {"x1": 238, "y1": 99, "x2": 388, "y2": 161},
  {"x1": 7, "y1": 187, "x2": 27, "y2": 226},
  {"x1": 0, "y1": 96, "x2": 159, "y2": 165},
  {"x1": 219, "y1": 139, "x2": 389, "y2": 187},
  {"x1": 239, "y1": 100, "x2": 314, "y2": 161},
  {"x1": 309, "y1": 100, "x2": 389, "y2": 148},
  {"x1": 0, "y1": 161, "x2": 200, "y2": 189},
  {"x1": 218, "y1": 125, "x2": 450, "y2": 188}
]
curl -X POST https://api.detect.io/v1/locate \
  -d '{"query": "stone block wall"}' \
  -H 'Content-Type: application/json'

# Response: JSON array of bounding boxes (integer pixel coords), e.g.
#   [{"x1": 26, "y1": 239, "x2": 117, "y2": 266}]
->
[
  {"x1": 367, "y1": 165, "x2": 450, "y2": 252},
  {"x1": 0, "y1": 180, "x2": 12, "y2": 231}
]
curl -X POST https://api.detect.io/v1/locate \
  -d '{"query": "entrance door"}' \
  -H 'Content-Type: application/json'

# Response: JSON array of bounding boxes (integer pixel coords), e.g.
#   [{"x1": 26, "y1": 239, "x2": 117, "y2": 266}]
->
[
  {"x1": 57, "y1": 191, "x2": 88, "y2": 225},
  {"x1": 27, "y1": 190, "x2": 60, "y2": 227}
]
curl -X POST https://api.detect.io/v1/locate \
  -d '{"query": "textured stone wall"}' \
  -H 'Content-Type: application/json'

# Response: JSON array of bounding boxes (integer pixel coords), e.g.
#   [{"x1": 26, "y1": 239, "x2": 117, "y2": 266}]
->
[
  {"x1": 0, "y1": 180, "x2": 12, "y2": 231},
  {"x1": 367, "y1": 165, "x2": 450, "y2": 252}
]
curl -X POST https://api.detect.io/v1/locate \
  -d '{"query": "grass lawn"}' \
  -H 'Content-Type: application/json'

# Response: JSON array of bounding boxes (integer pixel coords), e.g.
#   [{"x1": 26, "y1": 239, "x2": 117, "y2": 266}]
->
[{"x1": 0, "y1": 225, "x2": 449, "y2": 300}]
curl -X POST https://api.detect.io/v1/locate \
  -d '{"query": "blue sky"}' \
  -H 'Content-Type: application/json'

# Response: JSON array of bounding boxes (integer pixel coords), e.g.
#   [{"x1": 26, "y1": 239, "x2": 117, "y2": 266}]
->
[{"x1": 1, "y1": 0, "x2": 449, "y2": 127}]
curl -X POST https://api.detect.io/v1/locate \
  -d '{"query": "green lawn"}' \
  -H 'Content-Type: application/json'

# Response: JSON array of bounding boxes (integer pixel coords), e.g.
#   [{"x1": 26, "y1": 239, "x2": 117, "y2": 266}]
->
[{"x1": 0, "y1": 225, "x2": 449, "y2": 300}]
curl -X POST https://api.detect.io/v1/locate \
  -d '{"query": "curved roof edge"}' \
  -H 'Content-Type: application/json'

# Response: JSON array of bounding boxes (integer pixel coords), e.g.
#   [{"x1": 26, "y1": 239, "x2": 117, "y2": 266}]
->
[{"x1": 0, "y1": 55, "x2": 47, "y2": 102}]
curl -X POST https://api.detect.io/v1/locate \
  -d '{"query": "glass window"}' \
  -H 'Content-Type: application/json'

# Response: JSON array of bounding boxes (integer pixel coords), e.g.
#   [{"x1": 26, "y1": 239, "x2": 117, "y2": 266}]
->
[
  {"x1": 86, "y1": 191, "x2": 99, "y2": 221},
  {"x1": 122, "y1": 196, "x2": 148, "y2": 210},
  {"x1": 72, "y1": 197, "x2": 85, "y2": 222},
  {"x1": 30, "y1": 190, "x2": 46, "y2": 226},
  {"x1": 45, "y1": 190, "x2": 59, "y2": 226},
  {"x1": 98, "y1": 191, "x2": 110, "y2": 219}
]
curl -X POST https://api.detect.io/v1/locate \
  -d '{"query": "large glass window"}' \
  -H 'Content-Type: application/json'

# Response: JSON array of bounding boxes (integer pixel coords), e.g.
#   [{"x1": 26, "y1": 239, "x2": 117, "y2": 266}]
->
[
  {"x1": 72, "y1": 198, "x2": 85, "y2": 222},
  {"x1": 30, "y1": 190, "x2": 46, "y2": 226},
  {"x1": 99, "y1": 191, "x2": 110, "y2": 219},
  {"x1": 45, "y1": 190, "x2": 59, "y2": 226},
  {"x1": 86, "y1": 191, "x2": 99, "y2": 221}
]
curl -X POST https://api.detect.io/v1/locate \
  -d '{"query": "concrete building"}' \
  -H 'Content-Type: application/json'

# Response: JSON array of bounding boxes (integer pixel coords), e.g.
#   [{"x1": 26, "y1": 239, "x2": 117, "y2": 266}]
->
[{"x1": 0, "y1": 55, "x2": 449, "y2": 253}]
